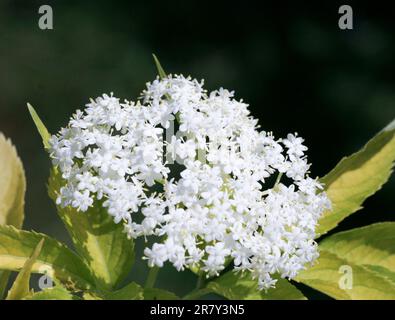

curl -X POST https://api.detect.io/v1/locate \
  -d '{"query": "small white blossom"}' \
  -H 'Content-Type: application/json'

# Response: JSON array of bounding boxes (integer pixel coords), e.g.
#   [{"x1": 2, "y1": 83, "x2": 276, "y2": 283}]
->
[{"x1": 283, "y1": 133, "x2": 308, "y2": 160}]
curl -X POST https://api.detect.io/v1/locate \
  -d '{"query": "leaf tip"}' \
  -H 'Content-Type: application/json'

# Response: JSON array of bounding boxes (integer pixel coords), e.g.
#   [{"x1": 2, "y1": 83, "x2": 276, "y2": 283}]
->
[
  {"x1": 26, "y1": 103, "x2": 51, "y2": 150},
  {"x1": 383, "y1": 118, "x2": 395, "y2": 132},
  {"x1": 35, "y1": 238, "x2": 45, "y2": 255},
  {"x1": 152, "y1": 54, "x2": 167, "y2": 79}
]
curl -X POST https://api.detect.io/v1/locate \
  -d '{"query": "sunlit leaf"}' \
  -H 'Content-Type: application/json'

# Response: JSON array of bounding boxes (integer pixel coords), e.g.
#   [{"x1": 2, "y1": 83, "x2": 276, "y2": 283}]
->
[
  {"x1": 152, "y1": 54, "x2": 167, "y2": 79},
  {"x1": 82, "y1": 291, "x2": 103, "y2": 300},
  {"x1": 144, "y1": 288, "x2": 179, "y2": 300},
  {"x1": 27, "y1": 103, "x2": 51, "y2": 149},
  {"x1": 25, "y1": 285, "x2": 77, "y2": 300},
  {"x1": 317, "y1": 119, "x2": 395, "y2": 236},
  {"x1": 6, "y1": 239, "x2": 44, "y2": 300},
  {"x1": 0, "y1": 133, "x2": 26, "y2": 297},
  {"x1": 207, "y1": 271, "x2": 306, "y2": 300},
  {"x1": 106, "y1": 282, "x2": 143, "y2": 300},
  {"x1": 48, "y1": 168, "x2": 135, "y2": 291},
  {"x1": 296, "y1": 222, "x2": 395, "y2": 299},
  {"x1": 0, "y1": 225, "x2": 95, "y2": 290},
  {"x1": 0, "y1": 133, "x2": 25, "y2": 228}
]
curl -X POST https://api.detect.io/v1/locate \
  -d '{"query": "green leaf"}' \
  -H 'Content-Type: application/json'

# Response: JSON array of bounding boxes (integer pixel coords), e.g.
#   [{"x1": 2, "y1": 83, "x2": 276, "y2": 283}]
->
[
  {"x1": 48, "y1": 168, "x2": 135, "y2": 291},
  {"x1": 152, "y1": 54, "x2": 167, "y2": 79},
  {"x1": 6, "y1": 238, "x2": 44, "y2": 300},
  {"x1": 0, "y1": 133, "x2": 26, "y2": 228},
  {"x1": 317, "y1": 119, "x2": 395, "y2": 236},
  {"x1": 144, "y1": 288, "x2": 179, "y2": 300},
  {"x1": 145, "y1": 266, "x2": 159, "y2": 289},
  {"x1": 0, "y1": 133, "x2": 26, "y2": 297},
  {"x1": 27, "y1": 103, "x2": 51, "y2": 149},
  {"x1": 296, "y1": 222, "x2": 395, "y2": 299},
  {"x1": 25, "y1": 285, "x2": 76, "y2": 300},
  {"x1": 106, "y1": 282, "x2": 144, "y2": 300},
  {"x1": 0, "y1": 272, "x2": 11, "y2": 299},
  {"x1": 0, "y1": 224, "x2": 95, "y2": 290},
  {"x1": 206, "y1": 271, "x2": 306, "y2": 300},
  {"x1": 82, "y1": 291, "x2": 103, "y2": 300}
]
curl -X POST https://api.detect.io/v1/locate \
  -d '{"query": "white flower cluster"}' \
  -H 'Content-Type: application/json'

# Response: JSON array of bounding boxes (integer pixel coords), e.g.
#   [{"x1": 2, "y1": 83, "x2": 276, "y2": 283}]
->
[{"x1": 49, "y1": 75, "x2": 330, "y2": 289}]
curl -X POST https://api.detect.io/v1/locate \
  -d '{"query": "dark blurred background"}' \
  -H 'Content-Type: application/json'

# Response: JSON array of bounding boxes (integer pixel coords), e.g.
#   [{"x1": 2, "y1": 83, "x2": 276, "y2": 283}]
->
[{"x1": 1, "y1": 0, "x2": 394, "y2": 299}]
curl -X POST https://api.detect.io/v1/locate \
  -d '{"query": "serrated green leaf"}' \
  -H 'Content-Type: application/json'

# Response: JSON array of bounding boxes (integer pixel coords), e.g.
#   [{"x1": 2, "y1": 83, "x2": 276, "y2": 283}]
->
[
  {"x1": 317, "y1": 119, "x2": 395, "y2": 236},
  {"x1": 206, "y1": 271, "x2": 306, "y2": 300},
  {"x1": 25, "y1": 285, "x2": 77, "y2": 300},
  {"x1": 0, "y1": 133, "x2": 26, "y2": 297},
  {"x1": 6, "y1": 238, "x2": 44, "y2": 300},
  {"x1": 144, "y1": 288, "x2": 179, "y2": 300},
  {"x1": 152, "y1": 54, "x2": 167, "y2": 79},
  {"x1": 0, "y1": 224, "x2": 95, "y2": 290},
  {"x1": 106, "y1": 282, "x2": 143, "y2": 300},
  {"x1": 0, "y1": 133, "x2": 26, "y2": 228},
  {"x1": 27, "y1": 103, "x2": 51, "y2": 149},
  {"x1": 48, "y1": 168, "x2": 135, "y2": 291},
  {"x1": 296, "y1": 222, "x2": 395, "y2": 299}
]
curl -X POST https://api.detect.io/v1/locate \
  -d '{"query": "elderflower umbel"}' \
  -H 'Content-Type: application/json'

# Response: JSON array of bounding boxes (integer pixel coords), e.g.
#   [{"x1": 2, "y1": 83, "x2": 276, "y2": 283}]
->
[{"x1": 49, "y1": 75, "x2": 331, "y2": 290}]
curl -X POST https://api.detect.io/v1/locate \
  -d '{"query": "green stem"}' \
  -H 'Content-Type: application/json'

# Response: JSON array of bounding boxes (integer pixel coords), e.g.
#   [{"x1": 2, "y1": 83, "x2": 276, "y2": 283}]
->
[
  {"x1": 181, "y1": 273, "x2": 209, "y2": 300},
  {"x1": 145, "y1": 266, "x2": 159, "y2": 289},
  {"x1": 0, "y1": 271, "x2": 10, "y2": 299},
  {"x1": 195, "y1": 273, "x2": 205, "y2": 290},
  {"x1": 274, "y1": 172, "x2": 283, "y2": 189}
]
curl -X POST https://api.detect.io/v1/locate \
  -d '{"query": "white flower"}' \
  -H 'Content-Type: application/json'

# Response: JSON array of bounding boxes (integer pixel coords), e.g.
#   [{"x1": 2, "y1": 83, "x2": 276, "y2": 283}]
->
[
  {"x1": 283, "y1": 133, "x2": 308, "y2": 160},
  {"x1": 49, "y1": 75, "x2": 331, "y2": 290},
  {"x1": 71, "y1": 189, "x2": 93, "y2": 211},
  {"x1": 202, "y1": 242, "x2": 231, "y2": 276}
]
